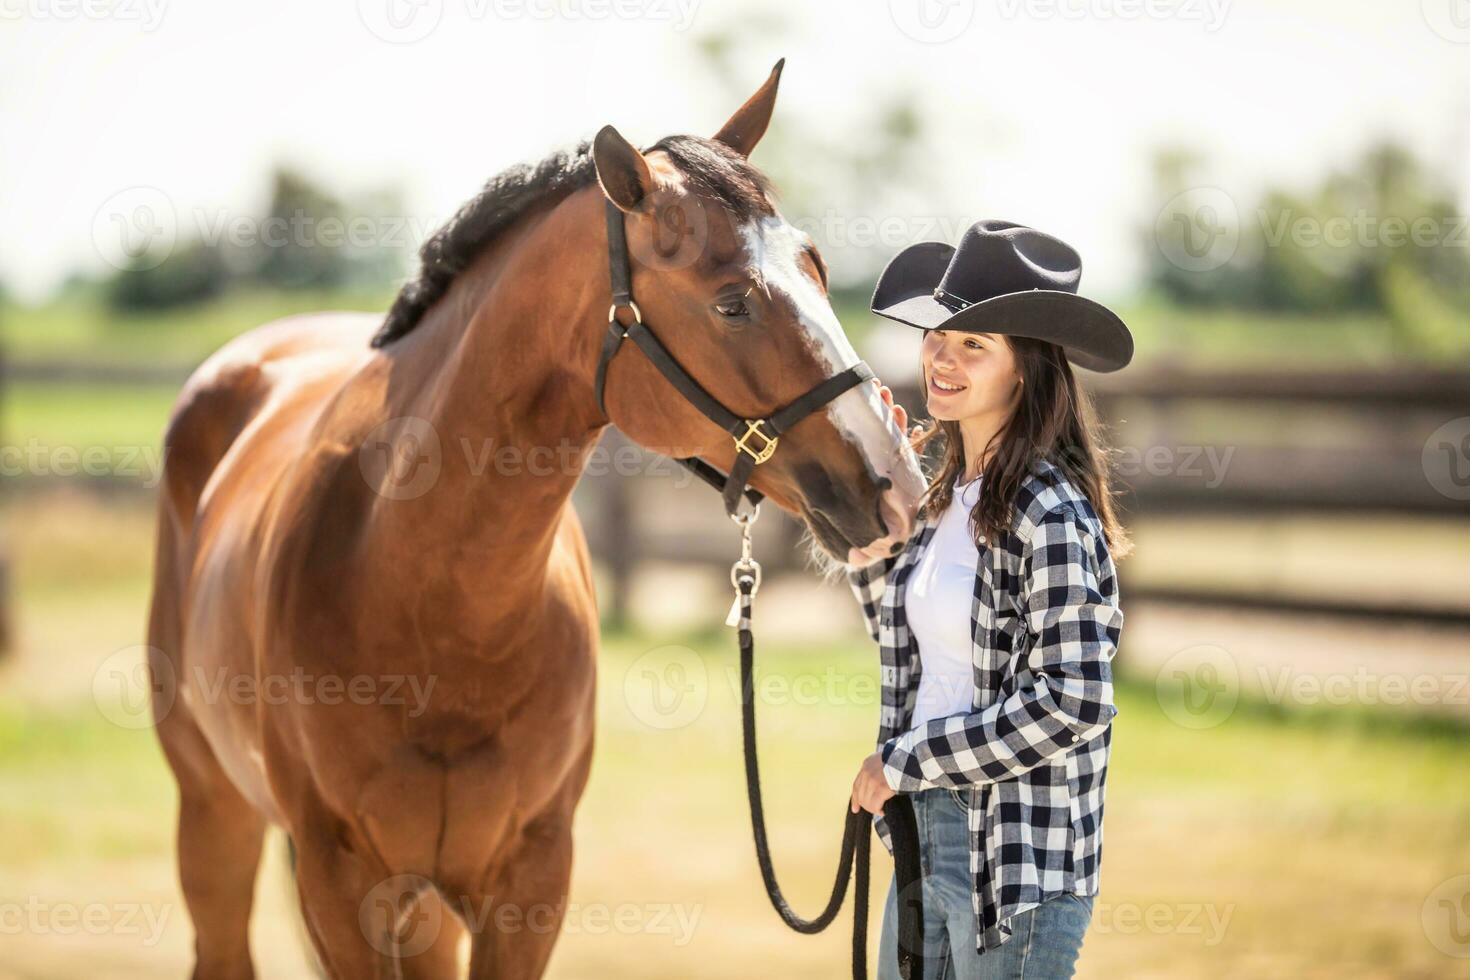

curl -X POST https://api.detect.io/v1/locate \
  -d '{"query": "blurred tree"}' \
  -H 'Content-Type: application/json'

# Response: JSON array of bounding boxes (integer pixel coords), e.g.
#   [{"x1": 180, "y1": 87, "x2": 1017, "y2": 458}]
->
[
  {"x1": 1147, "y1": 148, "x2": 1265, "y2": 309},
  {"x1": 251, "y1": 166, "x2": 349, "y2": 289},
  {"x1": 0, "y1": 296, "x2": 9, "y2": 655},
  {"x1": 99, "y1": 165, "x2": 409, "y2": 314},
  {"x1": 1146, "y1": 140, "x2": 1470, "y2": 357},
  {"x1": 106, "y1": 240, "x2": 231, "y2": 312},
  {"x1": 248, "y1": 166, "x2": 406, "y2": 290},
  {"x1": 56, "y1": 272, "x2": 98, "y2": 301}
]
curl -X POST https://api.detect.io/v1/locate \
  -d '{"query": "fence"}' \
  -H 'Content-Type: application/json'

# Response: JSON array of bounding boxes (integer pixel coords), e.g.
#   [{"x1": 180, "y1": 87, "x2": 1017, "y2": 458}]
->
[
  {"x1": 577, "y1": 367, "x2": 1470, "y2": 625},
  {"x1": 5, "y1": 358, "x2": 1468, "y2": 630}
]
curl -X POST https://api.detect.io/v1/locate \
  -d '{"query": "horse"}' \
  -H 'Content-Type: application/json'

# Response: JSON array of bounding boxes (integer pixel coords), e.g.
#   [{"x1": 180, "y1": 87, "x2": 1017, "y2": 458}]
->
[{"x1": 146, "y1": 60, "x2": 926, "y2": 979}]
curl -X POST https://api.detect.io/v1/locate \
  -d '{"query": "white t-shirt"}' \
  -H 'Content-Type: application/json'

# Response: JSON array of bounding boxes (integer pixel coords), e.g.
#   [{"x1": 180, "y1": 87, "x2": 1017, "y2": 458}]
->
[{"x1": 905, "y1": 473, "x2": 984, "y2": 731}]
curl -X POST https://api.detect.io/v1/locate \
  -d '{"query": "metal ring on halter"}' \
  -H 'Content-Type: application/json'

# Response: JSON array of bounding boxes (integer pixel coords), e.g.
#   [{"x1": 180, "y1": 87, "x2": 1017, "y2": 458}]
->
[
  {"x1": 731, "y1": 558, "x2": 763, "y2": 594},
  {"x1": 729, "y1": 501, "x2": 761, "y2": 526},
  {"x1": 608, "y1": 301, "x2": 643, "y2": 325}
]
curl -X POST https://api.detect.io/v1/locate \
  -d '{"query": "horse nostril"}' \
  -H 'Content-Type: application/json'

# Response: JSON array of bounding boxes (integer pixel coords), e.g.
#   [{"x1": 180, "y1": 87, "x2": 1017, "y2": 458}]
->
[
  {"x1": 873, "y1": 479, "x2": 916, "y2": 548},
  {"x1": 873, "y1": 476, "x2": 892, "y2": 533}
]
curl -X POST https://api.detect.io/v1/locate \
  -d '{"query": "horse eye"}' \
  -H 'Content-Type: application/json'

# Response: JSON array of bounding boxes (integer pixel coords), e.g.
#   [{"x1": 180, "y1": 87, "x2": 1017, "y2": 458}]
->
[{"x1": 715, "y1": 299, "x2": 749, "y2": 318}]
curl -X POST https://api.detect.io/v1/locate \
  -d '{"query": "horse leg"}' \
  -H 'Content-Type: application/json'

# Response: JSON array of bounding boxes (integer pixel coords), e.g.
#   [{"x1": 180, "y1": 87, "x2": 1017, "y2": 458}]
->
[
  {"x1": 152, "y1": 475, "x2": 267, "y2": 978},
  {"x1": 180, "y1": 784, "x2": 266, "y2": 979},
  {"x1": 290, "y1": 836, "x2": 389, "y2": 979},
  {"x1": 396, "y1": 888, "x2": 468, "y2": 979},
  {"x1": 464, "y1": 812, "x2": 575, "y2": 980},
  {"x1": 156, "y1": 713, "x2": 267, "y2": 980},
  {"x1": 291, "y1": 820, "x2": 448, "y2": 980}
]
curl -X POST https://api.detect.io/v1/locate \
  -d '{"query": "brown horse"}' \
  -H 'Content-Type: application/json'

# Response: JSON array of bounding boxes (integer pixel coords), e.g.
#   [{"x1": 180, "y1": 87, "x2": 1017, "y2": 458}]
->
[{"x1": 147, "y1": 61, "x2": 925, "y2": 979}]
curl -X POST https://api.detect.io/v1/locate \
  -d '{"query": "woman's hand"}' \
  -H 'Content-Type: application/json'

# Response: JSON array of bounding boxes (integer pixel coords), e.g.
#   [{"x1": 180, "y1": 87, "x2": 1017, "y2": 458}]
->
[
  {"x1": 850, "y1": 750, "x2": 897, "y2": 815},
  {"x1": 872, "y1": 378, "x2": 924, "y2": 447}
]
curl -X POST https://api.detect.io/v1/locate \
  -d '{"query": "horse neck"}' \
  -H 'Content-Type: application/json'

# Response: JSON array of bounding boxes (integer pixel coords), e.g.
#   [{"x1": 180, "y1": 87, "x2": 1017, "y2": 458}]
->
[{"x1": 364, "y1": 186, "x2": 611, "y2": 620}]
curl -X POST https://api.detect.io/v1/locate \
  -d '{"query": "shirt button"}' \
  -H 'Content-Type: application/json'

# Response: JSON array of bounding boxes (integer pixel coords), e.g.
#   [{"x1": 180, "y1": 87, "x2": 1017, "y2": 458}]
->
[{"x1": 1070, "y1": 734, "x2": 1080, "y2": 742}]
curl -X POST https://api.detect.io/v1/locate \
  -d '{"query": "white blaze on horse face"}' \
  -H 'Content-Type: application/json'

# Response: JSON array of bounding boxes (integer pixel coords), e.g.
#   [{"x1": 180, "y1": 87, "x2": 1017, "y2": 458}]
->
[{"x1": 741, "y1": 216, "x2": 925, "y2": 502}]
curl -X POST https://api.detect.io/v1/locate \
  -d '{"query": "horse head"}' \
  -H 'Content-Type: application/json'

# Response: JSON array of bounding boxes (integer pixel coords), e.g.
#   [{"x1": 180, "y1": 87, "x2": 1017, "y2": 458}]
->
[{"x1": 592, "y1": 61, "x2": 925, "y2": 564}]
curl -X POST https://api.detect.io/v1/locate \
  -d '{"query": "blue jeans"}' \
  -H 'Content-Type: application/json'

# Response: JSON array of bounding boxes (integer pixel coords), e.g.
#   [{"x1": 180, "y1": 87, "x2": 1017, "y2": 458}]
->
[{"x1": 877, "y1": 786, "x2": 1093, "y2": 980}]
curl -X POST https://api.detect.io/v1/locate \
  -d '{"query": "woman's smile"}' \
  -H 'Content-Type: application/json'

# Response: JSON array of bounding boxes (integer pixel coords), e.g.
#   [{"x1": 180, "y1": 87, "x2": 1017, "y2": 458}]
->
[{"x1": 928, "y1": 374, "x2": 968, "y2": 395}]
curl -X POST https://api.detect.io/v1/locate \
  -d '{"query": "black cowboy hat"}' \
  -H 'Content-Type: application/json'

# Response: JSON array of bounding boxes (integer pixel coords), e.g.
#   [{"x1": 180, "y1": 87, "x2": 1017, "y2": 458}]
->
[{"x1": 870, "y1": 219, "x2": 1133, "y2": 372}]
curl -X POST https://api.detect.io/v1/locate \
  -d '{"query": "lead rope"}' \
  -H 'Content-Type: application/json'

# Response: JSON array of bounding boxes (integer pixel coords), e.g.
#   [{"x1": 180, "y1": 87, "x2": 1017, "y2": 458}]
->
[{"x1": 727, "y1": 506, "x2": 925, "y2": 980}]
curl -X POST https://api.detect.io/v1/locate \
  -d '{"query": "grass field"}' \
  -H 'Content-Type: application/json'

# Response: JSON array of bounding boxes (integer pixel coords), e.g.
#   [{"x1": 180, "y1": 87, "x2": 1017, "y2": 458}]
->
[
  {"x1": 1, "y1": 494, "x2": 1468, "y2": 978},
  {"x1": 5, "y1": 382, "x2": 180, "y2": 463},
  {"x1": 3, "y1": 618, "x2": 1469, "y2": 978},
  {"x1": 0, "y1": 287, "x2": 397, "y2": 366}
]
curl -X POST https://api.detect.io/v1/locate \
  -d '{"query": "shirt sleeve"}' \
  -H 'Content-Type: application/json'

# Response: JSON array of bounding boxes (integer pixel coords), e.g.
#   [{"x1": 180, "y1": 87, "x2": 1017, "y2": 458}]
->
[
  {"x1": 878, "y1": 505, "x2": 1122, "y2": 792},
  {"x1": 847, "y1": 551, "x2": 901, "y2": 644}
]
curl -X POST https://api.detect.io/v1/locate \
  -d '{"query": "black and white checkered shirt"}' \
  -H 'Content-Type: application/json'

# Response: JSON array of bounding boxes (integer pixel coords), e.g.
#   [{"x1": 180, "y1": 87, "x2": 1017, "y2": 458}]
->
[{"x1": 848, "y1": 457, "x2": 1123, "y2": 955}]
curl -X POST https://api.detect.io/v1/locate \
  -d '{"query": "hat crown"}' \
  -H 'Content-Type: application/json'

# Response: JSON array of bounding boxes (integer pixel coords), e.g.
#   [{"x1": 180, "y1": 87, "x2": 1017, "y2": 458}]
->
[
  {"x1": 866, "y1": 215, "x2": 1132, "y2": 372},
  {"x1": 934, "y1": 219, "x2": 1082, "y2": 310}
]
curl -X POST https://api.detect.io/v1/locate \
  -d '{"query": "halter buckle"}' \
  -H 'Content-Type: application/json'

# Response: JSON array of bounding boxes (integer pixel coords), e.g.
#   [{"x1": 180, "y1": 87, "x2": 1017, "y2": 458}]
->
[{"x1": 733, "y1": 419, "x2": 778, "y2": 465}]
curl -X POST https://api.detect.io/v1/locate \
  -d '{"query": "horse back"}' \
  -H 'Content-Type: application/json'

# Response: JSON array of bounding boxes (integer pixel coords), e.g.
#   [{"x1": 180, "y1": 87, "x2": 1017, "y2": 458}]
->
[{"x1": 159, "y1": 312, "x2": 379, "y2": 528}]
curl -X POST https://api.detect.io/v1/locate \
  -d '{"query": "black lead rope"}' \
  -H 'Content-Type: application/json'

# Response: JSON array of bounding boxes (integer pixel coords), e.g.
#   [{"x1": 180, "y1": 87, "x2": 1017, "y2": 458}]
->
[{"x1": 735, "y1": 567, "x2": 925, "y2": 980}]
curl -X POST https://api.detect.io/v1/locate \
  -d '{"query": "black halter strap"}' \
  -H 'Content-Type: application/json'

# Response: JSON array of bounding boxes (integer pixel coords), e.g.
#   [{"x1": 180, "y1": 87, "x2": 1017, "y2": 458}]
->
[{"x1": 595, "y1": 200, "x2": 875, "y2": 517}]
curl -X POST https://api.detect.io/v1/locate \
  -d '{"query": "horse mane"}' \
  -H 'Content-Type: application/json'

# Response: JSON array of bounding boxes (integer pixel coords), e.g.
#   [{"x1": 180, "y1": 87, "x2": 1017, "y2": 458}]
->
[{"x1": 370, "y1": 135, "x2": 775, "y2": 347}]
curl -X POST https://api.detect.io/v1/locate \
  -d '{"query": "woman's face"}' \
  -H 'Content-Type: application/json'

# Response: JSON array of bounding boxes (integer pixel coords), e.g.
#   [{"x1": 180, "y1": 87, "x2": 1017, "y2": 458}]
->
[{"x1": 920, "y1": 328, "x2": 1022, "y2": 422}]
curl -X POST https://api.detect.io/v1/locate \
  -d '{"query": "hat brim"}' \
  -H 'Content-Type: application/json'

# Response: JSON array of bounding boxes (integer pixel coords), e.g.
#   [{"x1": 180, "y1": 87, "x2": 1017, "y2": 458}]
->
[{"x1": 870, "y1": 241, "x2": 1134, "y2": 373}]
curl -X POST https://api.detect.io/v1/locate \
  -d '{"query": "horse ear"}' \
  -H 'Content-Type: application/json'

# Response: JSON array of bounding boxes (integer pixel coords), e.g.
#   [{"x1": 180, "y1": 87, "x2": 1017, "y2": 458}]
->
[
  {"x1": 593, "y1": 125, "x2": 653, "y2": 213},
  {"x1": 712, "y1": 58, "x2": 784, "y2": 158}
]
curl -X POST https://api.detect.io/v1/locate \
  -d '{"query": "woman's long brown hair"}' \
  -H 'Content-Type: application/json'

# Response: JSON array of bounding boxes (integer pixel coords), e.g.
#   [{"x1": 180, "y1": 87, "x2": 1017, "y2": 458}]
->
[{"x1": 911, "y1": 336, "x2": 1133, "y2": 559}]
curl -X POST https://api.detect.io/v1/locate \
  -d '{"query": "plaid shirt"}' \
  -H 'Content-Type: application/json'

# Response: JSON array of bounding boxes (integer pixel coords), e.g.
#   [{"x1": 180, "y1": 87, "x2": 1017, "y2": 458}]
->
[{"x1": 848, "y1": 458, "x2": 1123, "y2": 955}]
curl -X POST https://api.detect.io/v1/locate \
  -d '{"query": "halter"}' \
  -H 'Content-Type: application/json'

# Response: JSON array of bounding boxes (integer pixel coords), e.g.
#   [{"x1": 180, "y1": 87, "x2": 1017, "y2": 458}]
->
[
  {"x1": 594, "y1": 199, "x2": 876, "y2": 519},
  {"x1": 594, "y1": 197, "x2": 925, "y2": 980}
]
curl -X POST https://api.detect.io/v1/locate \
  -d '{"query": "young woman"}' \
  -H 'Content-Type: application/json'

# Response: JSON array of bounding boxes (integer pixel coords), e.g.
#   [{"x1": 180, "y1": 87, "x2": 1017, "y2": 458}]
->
[{"x1": 845, "y1": 220, "x2": 1134, "y2": 979}]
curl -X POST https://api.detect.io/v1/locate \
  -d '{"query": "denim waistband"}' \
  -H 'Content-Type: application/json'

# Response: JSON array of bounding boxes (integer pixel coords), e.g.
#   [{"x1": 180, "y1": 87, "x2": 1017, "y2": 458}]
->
[{"x1": 909, "y1": 785, "x2": 972, "y2": 814}]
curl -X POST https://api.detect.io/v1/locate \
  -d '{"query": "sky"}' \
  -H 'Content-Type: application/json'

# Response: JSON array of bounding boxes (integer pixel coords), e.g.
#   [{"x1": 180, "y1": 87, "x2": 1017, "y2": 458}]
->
[{"x1": 3, "y1": 0, "x2": 1469, "y2": 303}]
